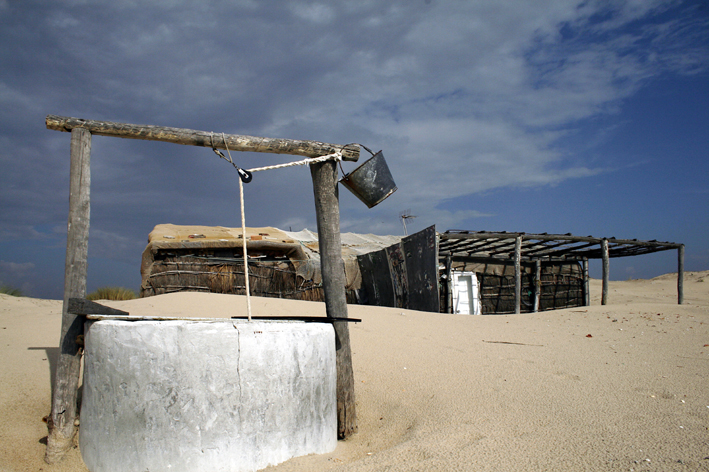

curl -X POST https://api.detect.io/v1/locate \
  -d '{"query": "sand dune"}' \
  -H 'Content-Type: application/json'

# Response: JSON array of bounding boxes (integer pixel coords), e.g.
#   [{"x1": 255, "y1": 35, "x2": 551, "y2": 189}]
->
[{"x1": 1, "y1": 272, "x2": 707, "y2": 471}]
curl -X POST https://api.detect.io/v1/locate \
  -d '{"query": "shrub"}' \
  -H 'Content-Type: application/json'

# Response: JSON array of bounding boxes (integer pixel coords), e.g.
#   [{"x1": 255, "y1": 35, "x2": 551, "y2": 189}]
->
[
  {"x1": 0, "y1": 285, "x2": 23, "y2": 297},
  {"x1": 86, "y1": 287, "x2": 137, "y2": 301}
]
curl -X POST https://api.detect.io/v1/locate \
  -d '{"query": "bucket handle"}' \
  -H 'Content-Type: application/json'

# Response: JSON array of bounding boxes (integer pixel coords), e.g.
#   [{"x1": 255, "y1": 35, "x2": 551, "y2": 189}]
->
[{"x1": 338, "y1": 143, "x2": 374, "y2": 177}]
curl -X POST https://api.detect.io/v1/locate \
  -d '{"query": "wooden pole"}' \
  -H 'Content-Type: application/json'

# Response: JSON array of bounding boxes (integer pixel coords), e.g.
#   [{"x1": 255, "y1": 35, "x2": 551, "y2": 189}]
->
[
  {"x1": 45, "y1": 128, "x2": 91, "y2": 464},
  {"x1": 445, "y1": 253, "x2": 453, "y2": 314},
  {"x1": 582, "y1": 258, "x2": 590, "y2": 306},
  {"x1": 678, "y1": 244, "x2": 684, "y2": 305},
  {"x1": 601, "y1": 239, "x2": 609, "y2": 306},
  {"x1": 514, "y1": 236, "x2": 522, "y2": 314},
  {"x1": 309, "y1": 159, "x2": 357, "y2": 439},
  {"x1": 46, "y1": 114, "x2": 359, "y2": 162},
  {"x1": 533, "y1": 260, "x2": 541, "y2": 313}
]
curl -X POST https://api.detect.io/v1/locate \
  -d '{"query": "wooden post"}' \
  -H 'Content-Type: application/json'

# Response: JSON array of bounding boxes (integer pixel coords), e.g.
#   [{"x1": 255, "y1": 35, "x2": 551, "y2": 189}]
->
[
  {"x1": 678, "y1": 244, "x2": 684, "y2": 305},
  {"x1": 45, "y1": 128, "x2": 91, "y2": 464},
  {"x1": 445, "y1": 253, "x2": 453, "y2": 314},
  {"x1": 514, "y1": 236, "x2": 522, "y2": 314},
  {"x1": 582, "y1": 257, "x2": 590, "y2": 306},
  {"x1": 533, "y1": 259, "x2": 541, "y2": 313},
  {"x1": 601, "y1": 239, "x2": 609, "y2": 306},
  {"x1": 309, "y1": 160, "x2": 357, "y2": 439}
]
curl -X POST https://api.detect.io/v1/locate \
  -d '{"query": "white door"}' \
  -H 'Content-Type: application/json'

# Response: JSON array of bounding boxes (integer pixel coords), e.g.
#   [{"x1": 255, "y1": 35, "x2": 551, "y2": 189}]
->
[{"x1": 453, "y1": 272, "x2": 480, "y2": 315}]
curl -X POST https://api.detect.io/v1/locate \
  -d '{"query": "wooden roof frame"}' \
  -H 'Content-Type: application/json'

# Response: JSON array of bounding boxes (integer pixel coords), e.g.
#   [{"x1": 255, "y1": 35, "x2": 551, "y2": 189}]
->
[
  {"x1": 439, "y1": 230, "x2": 682, "y2": 261},
  {"x1": 438, "y1": 229, "x2": 685, "y2": 315}
]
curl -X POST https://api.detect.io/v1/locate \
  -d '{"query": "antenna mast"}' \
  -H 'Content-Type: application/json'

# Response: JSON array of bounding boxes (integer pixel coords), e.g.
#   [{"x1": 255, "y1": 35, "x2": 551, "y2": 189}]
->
[{"x1": 399, "y1": 210, "x2": 417, "y2": 236}]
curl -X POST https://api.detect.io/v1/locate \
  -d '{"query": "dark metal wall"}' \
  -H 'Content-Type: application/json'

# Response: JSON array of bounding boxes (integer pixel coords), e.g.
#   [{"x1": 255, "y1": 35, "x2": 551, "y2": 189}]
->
[{"x1": 357, "y1": 226, "x2": 440, "y2": 312}]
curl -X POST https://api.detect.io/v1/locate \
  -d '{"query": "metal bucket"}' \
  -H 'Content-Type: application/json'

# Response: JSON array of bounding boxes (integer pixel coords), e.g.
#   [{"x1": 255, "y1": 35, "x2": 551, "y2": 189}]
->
[{"x1": 339, "y1": 150, "x2": 397, "y2": 208}]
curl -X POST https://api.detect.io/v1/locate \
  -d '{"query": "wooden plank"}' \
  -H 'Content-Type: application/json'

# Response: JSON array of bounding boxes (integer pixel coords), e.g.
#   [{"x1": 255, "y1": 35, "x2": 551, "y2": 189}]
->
[
  {"x1": 309, "y1": 160, "x2": 356, "y2": 439},
  {"x1": 601, "y1": 239, "x2": 609, "y2": 306},
  {"x1": 402, "y1": 225, "x2": 440, "y2": 313},
  {"x1": 46, "y1": 128, "x2": 91, "y2": 464},
  {"x1": 46, "y1": 114, "x2": 360, "y2": 161},
  {"x1": 68, "y1": 298, "x2": 129, "y2": 317}
]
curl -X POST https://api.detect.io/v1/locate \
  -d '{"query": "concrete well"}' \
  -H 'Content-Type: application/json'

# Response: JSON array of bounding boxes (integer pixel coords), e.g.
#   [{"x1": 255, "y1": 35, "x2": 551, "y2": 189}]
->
[{"x1": 79, "y1": 319, "x2": 336, "y2": 472}]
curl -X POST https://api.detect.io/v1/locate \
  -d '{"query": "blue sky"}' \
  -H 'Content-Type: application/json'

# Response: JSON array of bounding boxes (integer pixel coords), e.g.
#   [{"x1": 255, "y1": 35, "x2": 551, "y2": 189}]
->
[{"x1": 1, "y1": 0, "x2": 707, "y2": 299}]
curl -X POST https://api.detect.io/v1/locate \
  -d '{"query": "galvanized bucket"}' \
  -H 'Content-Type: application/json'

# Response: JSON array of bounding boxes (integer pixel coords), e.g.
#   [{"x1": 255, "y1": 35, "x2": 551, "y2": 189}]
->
[{"x1": 339, "y1": 149, "x2": 397, "y2": 208}]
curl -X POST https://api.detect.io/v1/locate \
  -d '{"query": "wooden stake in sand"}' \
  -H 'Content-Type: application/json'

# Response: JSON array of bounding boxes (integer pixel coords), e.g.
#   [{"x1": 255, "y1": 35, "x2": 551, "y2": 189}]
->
[
  {"x1": 45, "y1": 115, "x2": 361, "y2": 463},
  {"x1": 601, "y1": 238, "x2": 610, "y2": 306},
  {"x1": 678, "y1": 244, "x2": 684, "y2": 305}
]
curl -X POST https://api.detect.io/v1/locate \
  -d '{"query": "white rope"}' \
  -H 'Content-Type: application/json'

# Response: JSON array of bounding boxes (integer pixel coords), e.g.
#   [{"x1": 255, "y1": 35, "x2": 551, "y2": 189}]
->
[
  {"x1": 222, "y1": 133, "x2": 252, "y2": 321},
  {"x1": 215, "y1": 132, "x2": 344, "y2": 322},
  {"x1": 238, "y1": 176, "x2": 251, "y2": 321},
  {"x1": 247, "y1": 151, "x2": 342, "y2": 173}
]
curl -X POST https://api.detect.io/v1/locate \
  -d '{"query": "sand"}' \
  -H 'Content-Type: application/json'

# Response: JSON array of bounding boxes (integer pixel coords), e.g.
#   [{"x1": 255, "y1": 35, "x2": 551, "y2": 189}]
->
[{"x1": 1, "y1": 272, "x2": 707, "y2": 471}]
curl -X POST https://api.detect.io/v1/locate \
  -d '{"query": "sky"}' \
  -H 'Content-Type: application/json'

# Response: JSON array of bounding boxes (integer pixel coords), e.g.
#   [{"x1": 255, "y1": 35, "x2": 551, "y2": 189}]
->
[{"x1": 1, "y1": 0, "x2": 708, "y2": 299}]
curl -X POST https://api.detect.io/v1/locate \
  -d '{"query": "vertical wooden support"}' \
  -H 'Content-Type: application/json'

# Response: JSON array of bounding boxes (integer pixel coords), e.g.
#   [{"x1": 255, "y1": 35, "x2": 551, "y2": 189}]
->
[
  {"x1": 445, "y1": 253, "x2": 453, "y2": 314},
  {"x1": 514, "y1": 237, "x2": 522, "y2": 314},
  {"x1": 601, "y1": 239, "x2": 609, "y2": 306},
  {"x1": 678, "y1": 244, "x2": 684, "y2": 305},
  {"x1": 582, "y1": 258, "x2": 590, "y2": 306},
  {"x1": 533, "y1": 260, "x2": 541, "y2": 313},
  {"x1": 45, "y1": 128, "x2": 91, "y2": 463},
  {"x1": 309, "y1": 160, "x2": 357, "y2": 439}
]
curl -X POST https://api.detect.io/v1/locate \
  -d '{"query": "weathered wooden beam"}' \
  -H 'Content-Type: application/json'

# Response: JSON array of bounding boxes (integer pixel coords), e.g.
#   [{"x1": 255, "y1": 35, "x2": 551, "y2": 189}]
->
[
  {"x1": 309, "y1": 159, "x2": 357, "y2": 439},
  {"x1": 678, "y1": 244, "x2": 684, "y2": 305},
  {"x1": 46, "y1": 128, "x2": 91, "y2": 464},
  {"x1": 601, "y1": 239, "x2": 609, "y2": 306},
  {"x1": 514, "y1": 237, "x2": 522, "y2": 314},
  {"x1": 533, "y1": 260, "x2": 541, "y2": 313},
  {"x1": 46, "y1": 114, "x2": 360, "y2": 162}
]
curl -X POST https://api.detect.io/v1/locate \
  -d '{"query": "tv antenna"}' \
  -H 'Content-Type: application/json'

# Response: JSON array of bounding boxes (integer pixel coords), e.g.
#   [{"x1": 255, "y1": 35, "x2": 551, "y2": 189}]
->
[{"x1": 399, "y1": 210, "x2": 417, "y2": 235}]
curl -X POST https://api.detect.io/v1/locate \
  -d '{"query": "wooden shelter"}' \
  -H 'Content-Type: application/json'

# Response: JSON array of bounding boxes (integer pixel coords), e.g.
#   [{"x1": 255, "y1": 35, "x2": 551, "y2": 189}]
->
[
  {"x1": 438, "y1": 230, "x2": 685, "y2": 314},
  {"x1": 140, "y1": 224, "x2": 401, "y2": 303},
  {"x1": 355, "y1": 227, "x2": 684, "y2": 315}
]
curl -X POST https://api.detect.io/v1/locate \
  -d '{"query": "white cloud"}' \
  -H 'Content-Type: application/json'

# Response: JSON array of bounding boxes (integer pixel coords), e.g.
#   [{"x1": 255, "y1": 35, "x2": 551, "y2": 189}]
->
[
  {"x1": 288, "y1": 2, "x2": 336, "y2": 24},
  {"x1": 0, "y1": 260, "x2": 35, "y2": 277}
]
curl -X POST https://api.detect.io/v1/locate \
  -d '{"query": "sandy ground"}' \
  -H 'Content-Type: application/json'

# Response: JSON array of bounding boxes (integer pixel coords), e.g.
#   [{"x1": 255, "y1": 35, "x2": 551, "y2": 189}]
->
[{"x1": 1, "y1": 272, "x2": 707, "y2": 471}]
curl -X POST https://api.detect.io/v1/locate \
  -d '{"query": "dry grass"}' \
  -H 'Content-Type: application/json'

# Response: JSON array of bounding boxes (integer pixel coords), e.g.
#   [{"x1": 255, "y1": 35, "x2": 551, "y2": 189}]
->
[
  {"x1": 0, "y1": 285, "x2": 22, "y2": 297},
  {"x1": 86, "y1": 286, "x2": 137, "y2": 301}
]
